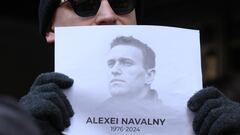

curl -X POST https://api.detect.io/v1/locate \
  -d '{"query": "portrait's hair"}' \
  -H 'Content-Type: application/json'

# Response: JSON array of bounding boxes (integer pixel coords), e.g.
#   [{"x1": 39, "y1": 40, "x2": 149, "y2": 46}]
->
[{"x1": 111, "y1": 36, "x2": 156, "y2": 69}]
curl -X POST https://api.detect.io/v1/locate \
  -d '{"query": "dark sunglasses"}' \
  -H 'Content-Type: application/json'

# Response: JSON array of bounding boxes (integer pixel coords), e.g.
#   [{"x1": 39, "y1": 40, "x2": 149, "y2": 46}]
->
[{"x1": 68, "y1": 0, "x2": 136, "y2": 17}]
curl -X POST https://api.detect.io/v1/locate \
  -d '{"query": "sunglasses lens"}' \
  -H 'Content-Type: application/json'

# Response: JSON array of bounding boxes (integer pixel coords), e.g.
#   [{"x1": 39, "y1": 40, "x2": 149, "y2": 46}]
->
[
  {"x1": 69, "y1": 0, "x2": 135, "y2": 17},
  {"x1": 109, "y1": 0, "x2": 136, "y2": 15},
  {"x1": 70, "y1": 0, "x2": 101, "y2": 17}
]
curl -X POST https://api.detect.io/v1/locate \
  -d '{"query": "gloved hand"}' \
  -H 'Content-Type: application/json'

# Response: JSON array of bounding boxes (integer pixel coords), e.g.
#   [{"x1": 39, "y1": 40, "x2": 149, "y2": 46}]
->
[
  {"x1": 188, "y1": 87, "x2": 240, "y2": 135},
  {"x1": 19, "y1": 72, "x2": 74, "y2": 135}
]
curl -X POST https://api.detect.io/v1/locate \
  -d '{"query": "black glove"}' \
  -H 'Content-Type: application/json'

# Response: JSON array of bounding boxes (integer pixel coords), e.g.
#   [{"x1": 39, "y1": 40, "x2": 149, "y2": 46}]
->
[
  {"x1": 19, "y1": 72, "x2": 74, "y2": 135},
  {"x1": 188, "y1": 86, "x2": 240, "y2": 135}
]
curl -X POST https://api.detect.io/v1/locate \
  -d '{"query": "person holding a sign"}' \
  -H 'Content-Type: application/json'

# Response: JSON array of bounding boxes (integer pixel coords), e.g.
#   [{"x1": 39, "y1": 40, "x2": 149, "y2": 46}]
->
[
  {"x1": 19, "y1": 0, "x2": 240, "y2": 135},
  {"x1": 20, "y1": 0, "x2": 141, "y2": 135}
]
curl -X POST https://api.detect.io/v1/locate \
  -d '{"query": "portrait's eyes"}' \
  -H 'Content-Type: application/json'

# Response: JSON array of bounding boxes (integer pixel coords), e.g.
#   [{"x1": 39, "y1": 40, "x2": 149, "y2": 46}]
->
[
  {"x1": 120, "y1": 59, "x2": 134, "y2": 67},
  {"x1": 107, "y1": 60, "x2": 115, "y2": 68}
]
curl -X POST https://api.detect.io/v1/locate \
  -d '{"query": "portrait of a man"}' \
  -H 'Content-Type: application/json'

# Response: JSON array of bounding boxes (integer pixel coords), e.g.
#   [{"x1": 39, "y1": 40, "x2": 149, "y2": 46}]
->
[
  {"x1": 97, "y1": 36, "x2": 174, "y2": 117},
  {"x1": 107, "y1": 36, "x2": 157, "y2": 101}
]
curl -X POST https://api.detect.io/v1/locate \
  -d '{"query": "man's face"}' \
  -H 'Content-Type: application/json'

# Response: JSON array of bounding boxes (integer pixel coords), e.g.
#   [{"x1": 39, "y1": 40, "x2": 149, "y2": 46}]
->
[
  {"x1": 107, "y1": 45, "x2": 148, "y2": 98},
  {"x1": 46, "y1": 0, "x2": 137, "y2": 43}
]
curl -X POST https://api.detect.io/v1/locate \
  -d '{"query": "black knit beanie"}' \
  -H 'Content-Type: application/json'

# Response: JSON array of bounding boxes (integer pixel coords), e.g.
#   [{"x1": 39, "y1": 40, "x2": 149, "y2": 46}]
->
[
  {"x1": 136, "y1": 0, "x2": 143, "y2": 24},
  {"x1": 38, "y1": 0, "x2": 61, "y2": 39},
  {"x1": 38, "y1": 0, "x2": 143, "y2": 40}
]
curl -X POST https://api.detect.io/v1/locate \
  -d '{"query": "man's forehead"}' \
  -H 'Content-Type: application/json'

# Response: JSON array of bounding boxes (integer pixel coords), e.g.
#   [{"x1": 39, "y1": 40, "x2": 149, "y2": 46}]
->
[
  {"x1": 108, "y1": 45, "x2": 143, "y2": 60},
  {"x1": 110, "y1": 45, "x2": 142, "y2": 53}
]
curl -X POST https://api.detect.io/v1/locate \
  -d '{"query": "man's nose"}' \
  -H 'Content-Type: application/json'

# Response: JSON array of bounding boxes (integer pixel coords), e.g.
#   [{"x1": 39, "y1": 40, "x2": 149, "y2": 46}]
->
[
  {"x1": 111, "y1": 63, "x2": 122, "y2": 76},
  {"x1": 95, "y1": 0, "x2": 117, "y2": 25}
]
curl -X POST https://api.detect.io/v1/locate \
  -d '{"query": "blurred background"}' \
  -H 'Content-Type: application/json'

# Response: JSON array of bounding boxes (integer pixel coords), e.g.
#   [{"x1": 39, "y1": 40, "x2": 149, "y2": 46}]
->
[{"x1": 0, "y1": 0, "x2": 239, "y2": 101}]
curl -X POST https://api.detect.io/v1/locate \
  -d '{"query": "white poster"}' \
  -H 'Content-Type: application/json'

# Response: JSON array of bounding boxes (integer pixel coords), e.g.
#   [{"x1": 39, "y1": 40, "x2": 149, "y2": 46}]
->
[{"x1": 55, "y1": 26, "x2": 202, "y2": 135}]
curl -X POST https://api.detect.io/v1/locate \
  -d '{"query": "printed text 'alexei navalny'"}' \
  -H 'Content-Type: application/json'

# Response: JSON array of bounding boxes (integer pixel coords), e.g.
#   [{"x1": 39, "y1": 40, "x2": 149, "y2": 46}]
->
[{"x1": 86, "y1": 117, "x2": 166, "y2": 126}]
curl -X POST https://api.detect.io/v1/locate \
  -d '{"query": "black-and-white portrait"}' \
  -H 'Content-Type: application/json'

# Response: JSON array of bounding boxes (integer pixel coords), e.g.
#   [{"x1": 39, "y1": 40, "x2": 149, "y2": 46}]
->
[
  {"x1": 99, "y1": 36, "x2": 168, "y2": 117},
  {"x1": 107, "y1": 36, "x2": 157, "y2": 100},
  {"x1": 55, "y1": 26, "x2": 202, "y2": 135}
]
